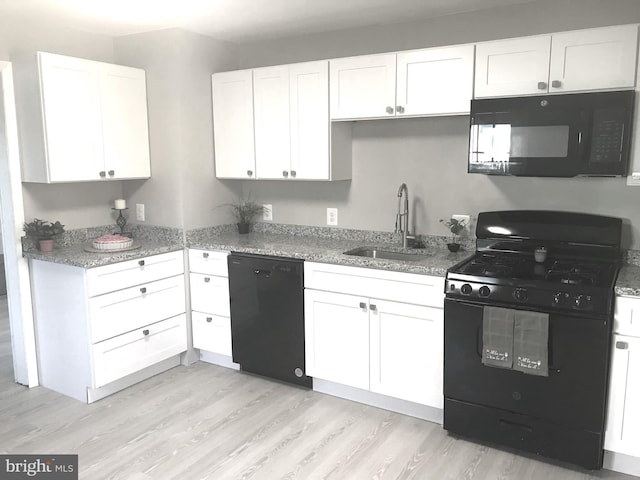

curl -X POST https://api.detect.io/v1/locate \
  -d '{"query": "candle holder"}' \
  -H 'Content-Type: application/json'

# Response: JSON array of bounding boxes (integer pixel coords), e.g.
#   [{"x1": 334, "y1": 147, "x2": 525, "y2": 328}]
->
[{"x1": 112, "y1": 208, "x2": 132, "y2": 237}]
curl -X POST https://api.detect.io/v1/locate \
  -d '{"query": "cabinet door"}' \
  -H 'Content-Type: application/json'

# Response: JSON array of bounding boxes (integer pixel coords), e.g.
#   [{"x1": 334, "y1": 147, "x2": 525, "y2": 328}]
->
[
  {"x1": 475, "y1": 36, "x2": 552, "y2": 98},
  {"x1": 190, "y1": 273, "x2": 230, "y2": 316},
  {"x1": 38, "y1": 52, "x2": 104, "y2": 182},
  {"x1": 396, "y1": 45, "x2": 474, "y2": 116},
  {"x1": 330, "y1": 54, "x2": 397, "y2": 120},
  {"x1": 549, "y1": 25, "x2": 638, "y2": 93},
  {"x1": 605, "y1": 334, "x2": 640, "y2": 457},
  {"x1": 370, "y1": 299, "x2": 443, "y2": 407},
  {"x1": 212, "y1": 70, "x2": 256, "y2": 179},
  {"x1": 100, "y1": 63, "x2": 151, "y2": 179},
  {"x1": 192, "y1": 311, "x2": 232, "y2": 356},
  {"x1": 253, "y1": 65, "x2": 291, "y2": 179},
  {"x1": 290, "y1": 61, "x2": 330, "y2": 180},
  {"x1": 304, "y1": 289, "x2": 369, "y2": 390}
]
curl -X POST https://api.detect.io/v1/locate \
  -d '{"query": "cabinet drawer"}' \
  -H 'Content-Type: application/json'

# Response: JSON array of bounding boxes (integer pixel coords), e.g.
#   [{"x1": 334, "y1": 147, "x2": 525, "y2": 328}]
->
[
  {"x1": 192, "y1": 311, "x2": 232, "y2": 356},
  {"x1": 614, "y1": 296, "x2": 640, "y2": 337},
  {"x1": 88, "y1": 275, "x2": 186, "y2": 343},
  {"x1": 189, "y1": 249, "x2": 229, "y2": 276},
  {"x1": 304, "y1": 262, "x2": 444, "y2": 307},
  {"x1": 92, "y1": 314, "x2": 187, "y2": 388},
  {"x1": 87, "y1": 250, "x2": 184, "y2": 297},
  {"x1": 190, "y1": 273, "x2": 230, "y2": 316}
]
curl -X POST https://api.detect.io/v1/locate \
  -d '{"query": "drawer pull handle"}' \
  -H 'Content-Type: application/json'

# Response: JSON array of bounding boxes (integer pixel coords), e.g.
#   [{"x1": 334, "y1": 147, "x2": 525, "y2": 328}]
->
[
  {"x1": 203, "y1": 252, "x2": 209, "y2": 258},
  {"x1": 359, "y1": 302, "x2": 367, "y2": 311},
  {"x1": 206, "y1": 317, "x2": 213, "y2": 323},
  {"x1": 138, "y1": 260, "x2": 145, "y2": 266},
  {"x1": 616, "y1": 341, "x2": 629, "y2": 350},
  {"x1": 140, "y1": 287, "x2": 147, "y2": 294},
  {"x1": 370, "y1": 304, "x2": 377, "y2": 312},
  {"x1": 142, "y1": 329, "x2": 150, "y2": 336},
  {"x1": 204, "y1": 277, "x2": 210, "y2": 283}
]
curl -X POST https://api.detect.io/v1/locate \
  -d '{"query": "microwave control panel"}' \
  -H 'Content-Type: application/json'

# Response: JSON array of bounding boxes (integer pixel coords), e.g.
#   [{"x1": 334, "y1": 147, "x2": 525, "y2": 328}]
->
[{"x1": 589, "y1": 108, "x2": 626, "y2": 164}]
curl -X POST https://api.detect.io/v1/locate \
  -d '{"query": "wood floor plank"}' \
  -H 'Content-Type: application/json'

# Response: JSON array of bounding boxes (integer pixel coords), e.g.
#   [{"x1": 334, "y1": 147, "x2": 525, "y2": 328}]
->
[{"x1": 0, "y1": 298, "x2": 637, "y2": 479}]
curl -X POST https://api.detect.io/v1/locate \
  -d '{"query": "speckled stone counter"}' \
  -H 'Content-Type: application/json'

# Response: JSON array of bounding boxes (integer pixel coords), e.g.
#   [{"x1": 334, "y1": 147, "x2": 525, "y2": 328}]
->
[
  {"x1": 615, "y1": 264, "x2": 640, "y2": 297},
  {"x1": 24, "y1": 241, "x2": 184, "y2": 268},
  {"x1": 189, "y1": 231, "x2": 471, "y2": 277}
]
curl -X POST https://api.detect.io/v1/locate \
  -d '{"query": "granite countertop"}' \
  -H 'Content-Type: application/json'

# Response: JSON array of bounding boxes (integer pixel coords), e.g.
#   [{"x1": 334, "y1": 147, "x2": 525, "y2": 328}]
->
[
  {"x1": 615, "y1": 264, "x2": 640, "y2": 297},
  {"x1": 189, "y1": 232, "x2": 471, "y2": 277},
  {"x1": 24, "y1": 241, "x2": 184, "y2": 268}
]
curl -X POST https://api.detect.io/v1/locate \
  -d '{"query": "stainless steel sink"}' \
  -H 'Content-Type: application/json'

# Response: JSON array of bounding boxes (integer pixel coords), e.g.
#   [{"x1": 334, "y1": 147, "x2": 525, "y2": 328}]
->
[{"x1": 343, "y1": 246, "x2": 433, "y2": 262}]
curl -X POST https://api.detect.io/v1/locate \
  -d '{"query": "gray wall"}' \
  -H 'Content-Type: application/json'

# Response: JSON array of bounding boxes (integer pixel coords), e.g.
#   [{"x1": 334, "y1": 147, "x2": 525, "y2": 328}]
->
[
  {"x1": 115, "y1": 29, "x2": 241, "y2": 230},
  {"x1": 236, "y1": 0, "x2": 640, "y2": 248},
  {"x1": 0, "y1": 14, "x2": 125, "y2": 229}
]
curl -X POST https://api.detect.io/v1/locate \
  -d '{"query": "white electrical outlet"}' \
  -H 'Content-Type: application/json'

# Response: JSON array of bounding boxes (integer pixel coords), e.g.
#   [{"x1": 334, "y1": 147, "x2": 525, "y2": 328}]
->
[
  {"x1": 627, "y1": 173, "x2": 640, "y2": 186},
  {"x1": 136, "y1": 203, "x2": 145, "y2": 222},
  {"x1": 327, "y1": 208, "x2": 338, "y2": 226},
  {"x1": 452, "y1": 214, "x2": 470, "y2": 230},
  {"x1": 263, "y1": 204, "x2": 273, "y2": 221}
]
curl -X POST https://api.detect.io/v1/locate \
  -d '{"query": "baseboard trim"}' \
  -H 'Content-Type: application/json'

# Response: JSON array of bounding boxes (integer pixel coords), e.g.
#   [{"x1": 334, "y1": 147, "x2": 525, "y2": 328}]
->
[
  {"x1": 199, "y1": 350, "x2": 240, "y2": 370},
  {"x1": 604, "y1": 450, "x2": 640, "y2": 477},
  {"x1": 312, "y1": 378, "x2": 443, "y2": 424}
]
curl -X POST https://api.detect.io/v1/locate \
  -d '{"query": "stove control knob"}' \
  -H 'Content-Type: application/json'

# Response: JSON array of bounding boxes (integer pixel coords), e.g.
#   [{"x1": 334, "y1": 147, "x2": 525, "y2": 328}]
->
[
  {"x1": 575, "y1": 295, "x2": 591, "y2": 309},
  {"x1": 513, "y1": 288, "x2": 528, "y2": 302},
  {"x1": 460, "y1": 284, "x2": 472, "y2": 295},
  {"x1": 553, "y1": 292, "x2": 568, "y2": 306},
  {"x1": 479, "y1": 286, "x2": 491, "y2": 297}
]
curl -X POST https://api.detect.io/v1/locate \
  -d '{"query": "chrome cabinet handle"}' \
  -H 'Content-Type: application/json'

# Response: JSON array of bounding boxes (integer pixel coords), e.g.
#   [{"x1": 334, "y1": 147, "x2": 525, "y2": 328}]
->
[
  {"x1": 99, "y1": 171, "x2": 106, "y2": 178},
  {"x1": 247, "y1": 170, "x2": 253, "y2": 177},
  {"x1": 203, "y1": 252, "x2": 209, "y2": 258},
  {"x1": 385, "y1": 106, "x2": 394, "y2": 114},
  {"x1": 290, "y1": 170, "x2": 296, "y2": 178},
  {"x1": 396, "y1": 105, "x2": 405, "y2": 114},
  {"x1": 616, "y1": 341, "x2": 629, "y2": 350},
  {"x1": 204, "y1": 277, "x2": 210, "y2": 283},
  {"x1": 283, "y1": 170, "x2": 289, "y2": 178},
  {"x1": 551, "y1": 80, "x2": 562, "y2": 88},
  {"x1": 537, "y1": 81, "x2": 548, "y2": 90},
  {"x1": 142, "y1": 329, "x2": 150, "y2": 336},
  {"x1": 370, "y1": 304, "x2": 377, "y2": 312},
  {"x1": 138, "y1": 260, "x2": 145, "y2": 266},
  {"x1": 108, "y1": 170, "x2": 115, "y2": 176},
  {"x1": 206, "y1": 317, "x2": 212, "y2": 323},
  {"x1": 140, "y1": 287, "x2": 147, "y2": 294}
]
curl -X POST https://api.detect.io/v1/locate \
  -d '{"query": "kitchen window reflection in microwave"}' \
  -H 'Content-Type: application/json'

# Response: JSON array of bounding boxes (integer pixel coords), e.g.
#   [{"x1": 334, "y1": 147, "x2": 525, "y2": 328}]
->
[{"x1": 470, "y1": 124, "x2": 570, "y2": 164}]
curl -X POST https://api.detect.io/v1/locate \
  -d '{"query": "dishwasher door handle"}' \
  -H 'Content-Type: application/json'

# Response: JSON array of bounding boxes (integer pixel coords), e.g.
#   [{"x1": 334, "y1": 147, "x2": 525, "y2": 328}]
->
[{"x1": 253, "y1": 269, "x2": 271, "y2": 277}]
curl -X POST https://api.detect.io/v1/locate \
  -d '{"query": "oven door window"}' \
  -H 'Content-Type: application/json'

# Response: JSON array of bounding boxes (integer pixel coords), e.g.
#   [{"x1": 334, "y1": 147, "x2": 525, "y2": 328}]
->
[{"x1": 469, "y1": 111, "x2": 583, "y2": 177}]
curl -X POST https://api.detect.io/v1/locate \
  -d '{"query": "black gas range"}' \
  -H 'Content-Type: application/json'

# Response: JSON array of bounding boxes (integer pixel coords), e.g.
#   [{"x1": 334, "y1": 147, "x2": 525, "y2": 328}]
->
[{"x1": 443, "y1": 210, "x2": 622, "y2": 470}]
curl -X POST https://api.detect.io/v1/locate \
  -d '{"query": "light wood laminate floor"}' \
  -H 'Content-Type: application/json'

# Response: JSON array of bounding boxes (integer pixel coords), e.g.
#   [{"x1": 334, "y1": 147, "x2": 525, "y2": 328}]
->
[{"x1": 0, "y1": 299, "x2": 635, "y2": 480}]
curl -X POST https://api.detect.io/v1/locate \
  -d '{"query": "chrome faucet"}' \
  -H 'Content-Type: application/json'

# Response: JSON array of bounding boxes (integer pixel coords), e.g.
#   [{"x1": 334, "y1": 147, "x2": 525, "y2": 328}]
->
[{"x1": 395, "y1": 183, "x2": 411, "y2": 248}]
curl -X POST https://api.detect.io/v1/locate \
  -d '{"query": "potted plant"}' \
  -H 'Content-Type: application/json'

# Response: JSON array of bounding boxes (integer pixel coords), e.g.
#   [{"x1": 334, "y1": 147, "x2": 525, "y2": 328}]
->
[
  {"x1": 23, "y1": 218, "x2": 65, "y2": 252},
  {"x1": 440, "y1": 217, "x2": 467, "y2": 252},
  {"x1": 222, "y1": 195, "x2": 265, "y2": 234}
]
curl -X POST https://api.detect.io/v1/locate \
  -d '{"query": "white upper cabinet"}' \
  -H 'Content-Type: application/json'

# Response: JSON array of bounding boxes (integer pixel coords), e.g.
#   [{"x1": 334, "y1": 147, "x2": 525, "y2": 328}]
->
[
  {"x1": 253, "y1": 65, "x2": 290, "y2": 179},
  {"x1": 396, "y1": 45, "x2": 475, "y2": 116},
  {"x1": 330, "y1": 46, "x2": 474, "y2": 120},
  {"x1": 475, "y1": 24, "x2": 639, "y2": 97},
  {"x1": 330, "y1": 53, "x2": 397, "y2": 120},
  {"x1": 212, "y1": 69, "x2": 256, "y2": 179},
  {"x1": 27, "y1": 52, "x2": 151, "y2": 183}
]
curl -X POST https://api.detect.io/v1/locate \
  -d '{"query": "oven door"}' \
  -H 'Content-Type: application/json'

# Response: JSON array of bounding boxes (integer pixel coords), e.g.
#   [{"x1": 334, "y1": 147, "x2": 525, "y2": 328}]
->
[
  {"x1": 468, "y1": 96, "x2": 586, "y2": 177},
  {"x1": 443, "y1": 297, "x2": 612, "y2": 432}
]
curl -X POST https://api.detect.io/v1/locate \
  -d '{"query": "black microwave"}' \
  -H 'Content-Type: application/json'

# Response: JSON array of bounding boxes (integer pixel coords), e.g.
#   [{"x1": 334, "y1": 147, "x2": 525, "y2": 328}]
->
[{"x1": 468, "y1": 90, "x2": 635, "y2": 177}]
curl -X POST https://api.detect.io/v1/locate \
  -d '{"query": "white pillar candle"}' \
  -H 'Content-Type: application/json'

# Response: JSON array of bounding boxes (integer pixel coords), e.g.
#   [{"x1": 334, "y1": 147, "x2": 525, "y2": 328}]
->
[{"x1": 114, "y1": 199, "x2": 126, "y2": 210}]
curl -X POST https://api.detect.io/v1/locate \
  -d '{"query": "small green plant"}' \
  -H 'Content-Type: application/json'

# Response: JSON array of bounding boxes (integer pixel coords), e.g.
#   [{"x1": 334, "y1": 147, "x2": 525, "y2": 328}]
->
[
  {"x1": 23, "y1": 218, "x2": 65, "y2": 240},
  {"x1": 221, "y1": 195, "x2": 265, "y2": 232},
  {"x1": 440, "y1": 217, "x2": 466, "y2": 241}
]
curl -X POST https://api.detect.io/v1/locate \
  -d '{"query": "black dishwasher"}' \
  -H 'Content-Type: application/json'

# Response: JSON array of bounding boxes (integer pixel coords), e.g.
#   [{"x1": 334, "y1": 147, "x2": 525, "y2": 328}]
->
[{"x1": 227, "y1": 253, "x2": 311, "y2": 388}]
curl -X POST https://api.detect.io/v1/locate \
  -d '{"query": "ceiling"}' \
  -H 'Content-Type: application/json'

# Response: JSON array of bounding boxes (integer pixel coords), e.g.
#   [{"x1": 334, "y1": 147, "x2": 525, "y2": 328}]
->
[{"x1": 0, "y1": 0, "x2": 538, "y2": 43}]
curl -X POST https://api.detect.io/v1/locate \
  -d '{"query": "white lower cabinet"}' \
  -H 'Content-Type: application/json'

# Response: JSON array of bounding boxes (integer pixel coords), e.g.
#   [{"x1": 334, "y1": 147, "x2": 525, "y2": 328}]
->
[
  {"x1": 605, "y1": 296, "x2": 640, "y2": 462},
  {"x1": 30, "y1": 250, "x2": 187, "y2": 403},
  {"x1": 188, "y1": 249, "x2": 233, "y2": 358},
  {"x1": 304, "y1": 262, "x2": 444, "y2": 409}
]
